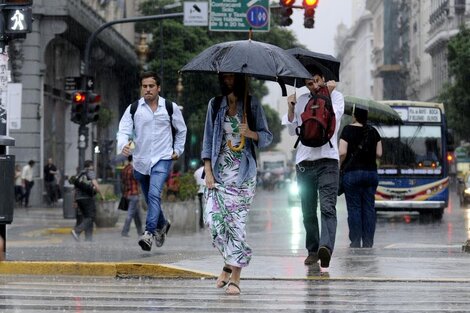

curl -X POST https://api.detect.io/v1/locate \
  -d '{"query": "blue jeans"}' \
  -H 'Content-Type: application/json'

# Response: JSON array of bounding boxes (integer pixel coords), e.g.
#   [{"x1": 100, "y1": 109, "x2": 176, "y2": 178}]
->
[
  {"x1": 343, "y1": 170, "x2": 378, "y2": 248},
  {"x1": 296, "y1": 158, "x2": 338, "y2": 255},
  {"x1": 121, "y1": 195, "x2": 143, "y2": 236},
  {"x1": 134, "y1": 160, "x2": 172, "y2": 234}
]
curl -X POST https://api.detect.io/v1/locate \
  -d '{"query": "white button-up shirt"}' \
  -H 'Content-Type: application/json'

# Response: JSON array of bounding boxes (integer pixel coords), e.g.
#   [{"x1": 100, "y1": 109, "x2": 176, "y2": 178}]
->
[
  {"x1": 282, "y1": 90, "x2": 344, "y2": 164},
  {"x1": 117, "y1": 97, "x2": 187, "y2": 175}
]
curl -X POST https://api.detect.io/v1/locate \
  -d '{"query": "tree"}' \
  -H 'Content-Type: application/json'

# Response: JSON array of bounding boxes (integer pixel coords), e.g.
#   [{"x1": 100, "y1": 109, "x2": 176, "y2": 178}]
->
[
  {"x1": 262, "y1": 105, "x2": 284, "y2": 150},
  {"x1": 439, "y1": 26, "x2": 470, "y2": 141},
  {"x1": 137, "y1": 0, "x2": 303, "y2": 165}
]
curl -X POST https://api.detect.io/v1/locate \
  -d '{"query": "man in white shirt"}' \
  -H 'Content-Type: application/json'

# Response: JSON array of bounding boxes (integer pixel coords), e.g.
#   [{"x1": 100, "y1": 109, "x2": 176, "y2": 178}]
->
[
  {"x1": 117, "y1": 71, "x2": 187, "y2": 251},
  {"x1": 21, "y1": 160, "x2": 35, "y2": 208},
  {"x1": 282, "y1": 66, "x2": 344, "y2": 272}
]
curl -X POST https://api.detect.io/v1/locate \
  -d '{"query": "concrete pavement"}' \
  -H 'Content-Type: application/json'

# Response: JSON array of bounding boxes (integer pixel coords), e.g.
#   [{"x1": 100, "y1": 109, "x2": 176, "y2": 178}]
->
[{"x1": 1, "y1": 190, "x2": 470, "y2": 282}]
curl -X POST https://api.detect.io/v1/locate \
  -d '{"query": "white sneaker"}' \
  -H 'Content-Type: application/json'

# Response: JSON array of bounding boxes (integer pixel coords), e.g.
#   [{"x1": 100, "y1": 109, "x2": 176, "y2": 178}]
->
[
  {"x1": 154, "y1": 221, "x2": 171, "y2": 248},
  {"x1": 138, "y1": 231, "x2": 154, "y2": 251}
]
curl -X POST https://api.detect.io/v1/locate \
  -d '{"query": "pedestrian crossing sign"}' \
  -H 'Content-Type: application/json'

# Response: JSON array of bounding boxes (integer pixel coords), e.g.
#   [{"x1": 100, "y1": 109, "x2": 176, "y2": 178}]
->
[{"x1": 4, "y1": 6, "x2": 32, "y2": 34}]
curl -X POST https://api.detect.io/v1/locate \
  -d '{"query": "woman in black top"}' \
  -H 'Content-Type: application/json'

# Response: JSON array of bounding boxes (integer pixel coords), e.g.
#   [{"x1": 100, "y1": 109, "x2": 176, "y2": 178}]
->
[{"x1": 339, "y1": 107, "x2": 382, "y2": 248}]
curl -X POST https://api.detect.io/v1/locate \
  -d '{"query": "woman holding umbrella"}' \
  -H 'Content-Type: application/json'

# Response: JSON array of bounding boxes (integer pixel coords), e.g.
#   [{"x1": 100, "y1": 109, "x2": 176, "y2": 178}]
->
[{"x1": 201, "y1": 73, "x2": 272, "y2": 295}]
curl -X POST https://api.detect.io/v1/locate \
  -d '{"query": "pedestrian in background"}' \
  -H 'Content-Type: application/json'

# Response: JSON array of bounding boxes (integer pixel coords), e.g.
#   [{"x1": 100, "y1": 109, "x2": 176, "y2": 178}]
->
[
  {"x1": 14, "y1": 164, "x2": 24, "y2": 206},
  {"x1": 71, "y1": 160, "x2": 102, "y2": 242},
  {"x1": 193, "y1": 162, "x2": 205, "y2": 229},
  {"x1": 202, "y1": 73, "x2": 273, "y2": 295},
  {"x1": 117, "y1": 71, "x2": 187, "y2": 251},
  {"x1": 339, "y1": 106, "x2": 382, "y2": 248},
  {"x1": 44, "y1": 157, "x2": 58, "y2": 206},
  {"x1": 282, "y1": 65, "x2": 344, "y2": 273},
  {"x1": 21, "y1": 160, "x2": 35, "y2": 208},
  {"x1": 121, "y1": 155, "x2": 143, "y2": 237},
  {"x1": 166, "y1": 163, "x2": 181, "y2": 200}
]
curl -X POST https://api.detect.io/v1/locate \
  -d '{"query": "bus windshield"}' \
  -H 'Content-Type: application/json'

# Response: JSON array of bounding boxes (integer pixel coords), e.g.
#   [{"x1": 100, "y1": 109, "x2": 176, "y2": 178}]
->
[{"x1": 377, "y1": 125, "x2": 443, "y2": 176}]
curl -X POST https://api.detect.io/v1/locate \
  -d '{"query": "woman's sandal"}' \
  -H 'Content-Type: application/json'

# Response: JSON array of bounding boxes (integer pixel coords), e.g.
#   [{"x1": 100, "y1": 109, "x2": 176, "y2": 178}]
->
[
  {"x1": 216, "y1": 266, "x2": 232, "y2": 288},
  {"x1": 225, "y1": 281, "x2": 241, "y2": 295}
]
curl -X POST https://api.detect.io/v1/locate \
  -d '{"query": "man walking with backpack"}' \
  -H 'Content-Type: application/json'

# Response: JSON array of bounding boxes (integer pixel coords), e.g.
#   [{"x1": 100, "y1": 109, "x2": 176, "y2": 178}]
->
[
  {"x1": 117, "y1": 71, "x2": 187, "y2": 251},
  {"x1": 282, "y1": 65, "x2": 344, "y2": 273}
]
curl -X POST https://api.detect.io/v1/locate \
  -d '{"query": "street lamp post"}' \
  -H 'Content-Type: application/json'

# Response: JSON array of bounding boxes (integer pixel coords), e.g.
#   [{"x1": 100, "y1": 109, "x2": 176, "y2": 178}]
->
[{"x1": 136, "y1": 32, "x2": 150, "y2": 70}]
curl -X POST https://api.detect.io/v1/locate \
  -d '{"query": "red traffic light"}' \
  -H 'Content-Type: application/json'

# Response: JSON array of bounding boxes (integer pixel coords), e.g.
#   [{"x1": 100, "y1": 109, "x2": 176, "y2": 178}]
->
[
  {"x1": 280, "y1": 0, "x2": 295, "y2": 6},
  {"x1": 303, "y1": 0, "x2": 318, "y2": 7},
  {"x1": 72, "y1": 91, "x2": 87, "y2": 103}
]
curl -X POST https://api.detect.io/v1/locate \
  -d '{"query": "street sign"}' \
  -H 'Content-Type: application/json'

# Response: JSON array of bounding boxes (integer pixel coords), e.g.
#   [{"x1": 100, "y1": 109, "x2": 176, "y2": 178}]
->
[
  {"x1": 3, "y1": 6, "x2": 32, "y2": 34},
  {"x1": 64, "y1": 77, "x2": 80, "y2": 91},
  {"x1": 184, "y1": 1, "x2": 208, "y2": 26},
  {"x1": 210, "y1": 0, "x2": 270, "y2": 32}
]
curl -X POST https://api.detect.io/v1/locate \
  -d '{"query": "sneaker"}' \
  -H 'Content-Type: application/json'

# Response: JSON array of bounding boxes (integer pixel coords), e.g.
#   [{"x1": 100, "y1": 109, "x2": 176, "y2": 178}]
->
[
  {"x1": 71, "y1": 230, "x2": 80, "y2": 242},
  {"x1": 304, "y1": 254, "x2": 319, "y2": 265},
  {"x1": 138, "y1": 231, "x2": 154, "y2": 251},
  {"x1": 155, "y1": 221, "x2": 171, "y2": 248},
  {"x1": 318, "y1": 246, "x2": 331, "y2": 269}
]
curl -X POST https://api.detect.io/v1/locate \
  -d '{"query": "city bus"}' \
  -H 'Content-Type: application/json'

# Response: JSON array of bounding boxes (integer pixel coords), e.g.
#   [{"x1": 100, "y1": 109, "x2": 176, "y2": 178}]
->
[{"x1": 374, "y1": 101, "x2": 453, "y2": 219}]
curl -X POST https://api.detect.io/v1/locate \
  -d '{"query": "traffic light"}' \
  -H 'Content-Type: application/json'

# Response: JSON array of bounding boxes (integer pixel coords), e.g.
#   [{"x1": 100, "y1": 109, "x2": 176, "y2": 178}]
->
[
  {"x1": 279, "y1": 0, "x2": 294, "y2": 27},
  {"x1": 1, "y1": 0, "x2": 33, "y2": 37},
  {"x1": 303, "y1": 0, "x2": 318, "y2": 29},
  {"x1": 86, "y1": 91, "x2": 101, "y2": 123},
  {"x1": 71, "y1": 90, "x2": 86, "y2": 124}
]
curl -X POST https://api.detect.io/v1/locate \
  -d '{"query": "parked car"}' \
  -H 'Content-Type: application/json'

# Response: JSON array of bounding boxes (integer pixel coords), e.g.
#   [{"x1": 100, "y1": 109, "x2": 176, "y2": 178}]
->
[{"x1": 458, "y1": 172, "x2": 470, "y2": 205}]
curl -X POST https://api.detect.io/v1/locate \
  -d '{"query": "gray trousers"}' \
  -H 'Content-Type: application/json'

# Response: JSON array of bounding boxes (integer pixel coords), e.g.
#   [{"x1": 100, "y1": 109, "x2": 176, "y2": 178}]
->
[{"x1": 296, "y1": 158, "x2": 338, "y2": 255}]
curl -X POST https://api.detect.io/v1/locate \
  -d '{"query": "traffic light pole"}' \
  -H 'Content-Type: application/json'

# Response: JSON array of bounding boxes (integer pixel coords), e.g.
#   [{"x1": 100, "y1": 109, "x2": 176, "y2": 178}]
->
[{"x1": 78, "y1": 12, "x2": 183, "y2": 171}]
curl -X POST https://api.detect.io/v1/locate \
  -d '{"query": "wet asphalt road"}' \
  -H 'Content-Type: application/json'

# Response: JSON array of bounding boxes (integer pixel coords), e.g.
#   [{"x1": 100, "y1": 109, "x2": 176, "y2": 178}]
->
[{"x1": 1, "y1": 183, "x2": 470, "y2": 311}]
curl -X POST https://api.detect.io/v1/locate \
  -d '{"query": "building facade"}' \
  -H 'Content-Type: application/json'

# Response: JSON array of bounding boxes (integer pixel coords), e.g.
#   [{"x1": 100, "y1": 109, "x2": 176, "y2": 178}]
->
[
  {"x1": 7, "y1": 0, "x2": 141, "y2": 205},
  {"x1": 336, "y1": 0, "x2": 470, "y2": 102}
]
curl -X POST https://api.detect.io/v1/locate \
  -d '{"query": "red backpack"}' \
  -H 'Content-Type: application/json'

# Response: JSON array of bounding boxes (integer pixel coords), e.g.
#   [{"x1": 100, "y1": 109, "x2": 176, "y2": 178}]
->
[{"x1": 294, "y1": 86, "x2": 336, "y2": 148}]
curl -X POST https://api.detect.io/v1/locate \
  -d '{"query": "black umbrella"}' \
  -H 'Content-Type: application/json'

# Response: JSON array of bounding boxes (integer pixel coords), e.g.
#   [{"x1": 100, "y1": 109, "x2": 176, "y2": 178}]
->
[
  {"x1": 180, "y1": 39, "x2": 312, "y2": 95},
  {"x1": 285, "y1": 47, "x2": 341, "y2": 87},
  {"x1": 344, "y1": 96, "x2": 402, "y2": 125},
  {"x1": 180, "y1": 39, "x2": 312, "y2": 151}
]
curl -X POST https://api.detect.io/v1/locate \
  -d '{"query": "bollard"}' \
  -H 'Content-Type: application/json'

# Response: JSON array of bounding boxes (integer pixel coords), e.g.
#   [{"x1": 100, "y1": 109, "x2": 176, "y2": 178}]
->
[{"x1": 0, "y1": 135, "x2": 15, "y2": 257}]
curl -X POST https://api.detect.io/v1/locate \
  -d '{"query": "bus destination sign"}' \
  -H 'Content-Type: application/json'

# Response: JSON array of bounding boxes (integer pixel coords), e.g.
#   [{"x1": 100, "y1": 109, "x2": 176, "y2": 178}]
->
[{"x1": 394, "y1": 107, "x2": 442, "y2": 122}]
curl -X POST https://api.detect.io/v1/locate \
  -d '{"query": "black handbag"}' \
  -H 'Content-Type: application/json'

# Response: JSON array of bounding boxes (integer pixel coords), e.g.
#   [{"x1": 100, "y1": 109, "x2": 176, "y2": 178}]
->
[
  {"x1": 338, "y1": 126, "x2": 372, "y2": 196},
  {"x1": 118, "y1": 196, "x2": 129, "y2": 211}
]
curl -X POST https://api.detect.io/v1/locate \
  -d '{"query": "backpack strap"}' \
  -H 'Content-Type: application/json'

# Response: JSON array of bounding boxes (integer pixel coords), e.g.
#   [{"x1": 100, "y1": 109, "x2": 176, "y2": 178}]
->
[
  {"x1": 130, "y1": 98, "x2": 175, "y2": 147},
  {"x1": 130, "y1": 100, "x2": 139, "y2": 129},
  {"x1": 165, "y1": 99, "x2": 176, "y2": 149}
]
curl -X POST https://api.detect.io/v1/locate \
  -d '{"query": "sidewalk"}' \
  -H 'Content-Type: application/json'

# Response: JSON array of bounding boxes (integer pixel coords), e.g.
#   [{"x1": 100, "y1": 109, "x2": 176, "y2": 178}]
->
[{"x1": 2, "y1": 197, "x2": 470, "y2": 282}]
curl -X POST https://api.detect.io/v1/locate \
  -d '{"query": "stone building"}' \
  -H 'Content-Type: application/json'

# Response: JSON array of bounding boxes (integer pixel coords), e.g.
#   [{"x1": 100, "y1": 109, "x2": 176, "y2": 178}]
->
[
  {"x1": 336, "y1": 0, "x2": 469, "y2": 102},
  {"x1": 8, "y1": 0, "x2": 143, "y2": 205}
]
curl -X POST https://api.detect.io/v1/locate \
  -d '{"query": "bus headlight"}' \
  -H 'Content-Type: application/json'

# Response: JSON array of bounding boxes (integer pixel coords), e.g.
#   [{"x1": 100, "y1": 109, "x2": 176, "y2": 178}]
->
[{"x1": 289, "y1": 181, "x2": 299, "y2": 196}]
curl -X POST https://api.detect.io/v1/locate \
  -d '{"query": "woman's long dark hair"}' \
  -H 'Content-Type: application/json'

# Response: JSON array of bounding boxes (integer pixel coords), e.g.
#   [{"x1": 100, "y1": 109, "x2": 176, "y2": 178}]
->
[{"x1": 218, "y1": 73, "x2": 247, "y2": 98}]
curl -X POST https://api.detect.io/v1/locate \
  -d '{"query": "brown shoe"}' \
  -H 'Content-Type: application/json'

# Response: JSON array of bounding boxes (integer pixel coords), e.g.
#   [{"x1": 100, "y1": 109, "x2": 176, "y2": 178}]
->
[
  {"x1": 304, "y1": 254, "x2": 319, "y2": 265},
  {"x1": 318, "y1": 246, "x2": 331, "y2": 268}
]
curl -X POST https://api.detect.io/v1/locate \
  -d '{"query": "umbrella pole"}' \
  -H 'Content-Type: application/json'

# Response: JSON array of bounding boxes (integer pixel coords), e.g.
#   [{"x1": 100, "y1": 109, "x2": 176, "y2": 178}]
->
[{"x1": 228, "y1": 76, "x2": 249, "y2": 152}]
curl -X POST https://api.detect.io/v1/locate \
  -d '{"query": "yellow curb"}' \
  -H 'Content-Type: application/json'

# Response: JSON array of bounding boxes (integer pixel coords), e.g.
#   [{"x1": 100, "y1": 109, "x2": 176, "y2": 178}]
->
[
  {"x1": 44, "y1": 227, "x2": 72, "y2": 235},
  {"x1": 0, "y1": 261, "x2": 215, "y2": 278}
]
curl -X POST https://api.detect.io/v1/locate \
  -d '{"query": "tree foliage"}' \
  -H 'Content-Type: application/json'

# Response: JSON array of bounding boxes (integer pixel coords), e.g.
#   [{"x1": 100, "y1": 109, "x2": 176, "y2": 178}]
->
[
  {"x1": 138, "y1": 0, "x2": 301, "y2": 164},
  {"x1": 439, "y1": 26, "x2": 470, "y2": 141}
]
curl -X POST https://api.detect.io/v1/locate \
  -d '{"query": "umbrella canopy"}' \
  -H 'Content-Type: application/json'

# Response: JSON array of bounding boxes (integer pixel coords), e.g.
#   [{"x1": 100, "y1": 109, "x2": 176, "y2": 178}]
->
[
  {"x1": 180, "y1": 40, "x2": 312, "y2": 91},
  {"x1": 344, "y1": 96, "x2": 403, "y2": 125},
  {"x1": 284, "y1": 47, "x2": 341, "y2": 87}
]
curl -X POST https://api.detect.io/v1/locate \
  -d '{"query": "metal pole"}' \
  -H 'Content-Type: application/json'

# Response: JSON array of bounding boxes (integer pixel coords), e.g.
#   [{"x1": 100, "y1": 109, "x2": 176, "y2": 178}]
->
[
  {"x1": 83, "y1": 12, "x2": 183, "y2": 82},
  {"x1": 79, "y1": 12, "x2": 183, "y2": 170}
]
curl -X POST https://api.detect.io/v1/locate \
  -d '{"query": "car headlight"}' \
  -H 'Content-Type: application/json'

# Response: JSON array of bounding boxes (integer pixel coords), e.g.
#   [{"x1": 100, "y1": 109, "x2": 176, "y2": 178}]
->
[
  {"x1": 465, "y1": 188, "x2": 470, "y2": 195},
  {"x1": 289, "y1": 182, "x2": 299, "y2": 195}
]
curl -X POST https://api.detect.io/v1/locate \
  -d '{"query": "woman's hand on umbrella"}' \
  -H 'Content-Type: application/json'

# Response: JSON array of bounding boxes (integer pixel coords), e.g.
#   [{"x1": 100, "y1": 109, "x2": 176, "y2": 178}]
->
[{"x1": 240, "y1": 123, "x2": 258, "y2": 141}]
